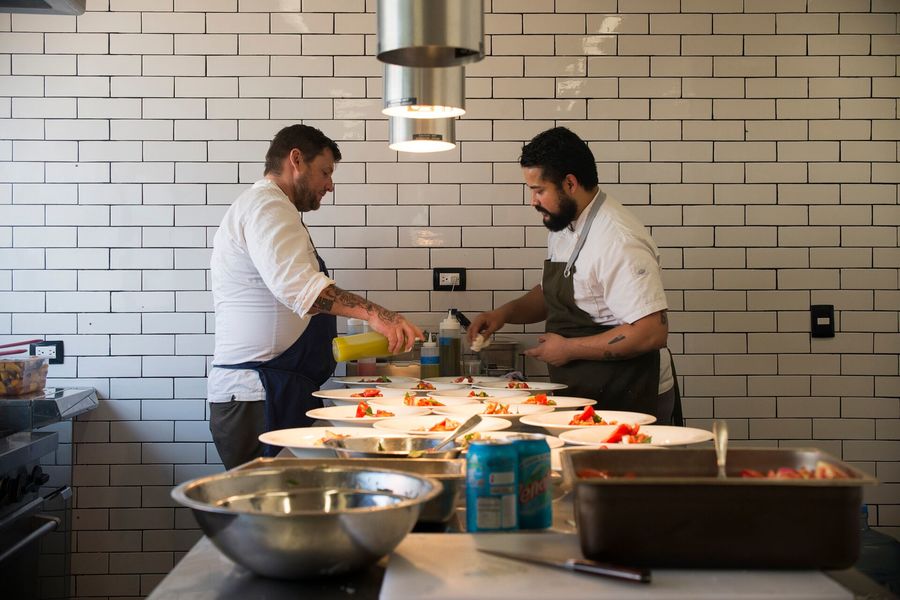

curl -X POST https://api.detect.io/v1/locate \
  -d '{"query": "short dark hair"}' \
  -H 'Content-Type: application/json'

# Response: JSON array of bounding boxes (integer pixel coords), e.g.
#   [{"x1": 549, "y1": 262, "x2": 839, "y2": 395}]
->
[
  {"x1": 519, "y1": 126, "x2": 598, "y2": 190},
  {"x1": 264, "y1": 124, "x2": 342, "y2": 175}
]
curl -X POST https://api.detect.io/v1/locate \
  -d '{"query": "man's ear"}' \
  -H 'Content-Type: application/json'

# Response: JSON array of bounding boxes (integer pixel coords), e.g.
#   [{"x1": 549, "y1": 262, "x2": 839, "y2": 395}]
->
[
  {"x1": 289, "y1": 148, "x2": 304, "y2": 172},
  {"x1": 564, "y1": 174, "x2": 578, "y2": 192}
]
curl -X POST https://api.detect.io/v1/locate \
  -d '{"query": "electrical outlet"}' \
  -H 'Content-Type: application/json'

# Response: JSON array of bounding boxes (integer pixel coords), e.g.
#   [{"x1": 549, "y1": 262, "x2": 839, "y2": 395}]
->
[
  {"x1": 433, "y1": 267, "x2": 466, "y2": 291},
  {"x1": 439, "y1": 272, "x2": 461, "y2": 286},
  {"x1": 30, "y1": 340, "x2": 65, "y2": 365}
]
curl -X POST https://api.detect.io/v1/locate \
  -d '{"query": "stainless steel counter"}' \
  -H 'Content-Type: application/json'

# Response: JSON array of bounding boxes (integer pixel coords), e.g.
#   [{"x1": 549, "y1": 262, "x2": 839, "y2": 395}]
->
[{"x1": 147, "y1": 497, "x2": 894, "y2": 600}]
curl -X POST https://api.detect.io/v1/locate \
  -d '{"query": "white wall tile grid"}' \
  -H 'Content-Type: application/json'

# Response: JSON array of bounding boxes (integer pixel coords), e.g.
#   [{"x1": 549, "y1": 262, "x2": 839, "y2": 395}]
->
[{"x1": 1, "y1": 0, "x2": 899, "y2": 596}]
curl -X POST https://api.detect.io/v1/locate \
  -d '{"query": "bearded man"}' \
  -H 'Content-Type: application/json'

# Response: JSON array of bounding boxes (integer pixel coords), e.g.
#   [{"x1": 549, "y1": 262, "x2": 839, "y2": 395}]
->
[
  {"x1": 468, "y1": 127, "x2": 682, "y2": 425},
  {"x1": 208, "y1": 124, "x2": 422, "y2": 469}
]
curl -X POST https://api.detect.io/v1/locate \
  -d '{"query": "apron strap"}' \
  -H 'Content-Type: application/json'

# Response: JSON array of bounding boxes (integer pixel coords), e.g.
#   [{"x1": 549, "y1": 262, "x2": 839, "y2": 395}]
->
[
  {"x1": 214, "y1": 361, "x2": 263, "y2": 370},
  {"x1": 564, "y1": 190, "x2": 606, "y2": 278}
]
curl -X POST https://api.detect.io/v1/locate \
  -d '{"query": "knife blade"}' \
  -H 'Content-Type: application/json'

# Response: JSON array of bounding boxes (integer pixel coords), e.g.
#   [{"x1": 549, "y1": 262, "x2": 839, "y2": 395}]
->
[{"x1": 476, "y1": 548, "x2": 651, "y2": 584}]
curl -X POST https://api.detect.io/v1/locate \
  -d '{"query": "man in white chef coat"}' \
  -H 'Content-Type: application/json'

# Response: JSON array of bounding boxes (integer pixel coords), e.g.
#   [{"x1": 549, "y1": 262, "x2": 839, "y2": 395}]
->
[
  {"x1": 469, "y1": 127, "x2": 681, "y2": 425},
  {"x1": 208, "y1": 124, "x2": 423, "y2": 469}
]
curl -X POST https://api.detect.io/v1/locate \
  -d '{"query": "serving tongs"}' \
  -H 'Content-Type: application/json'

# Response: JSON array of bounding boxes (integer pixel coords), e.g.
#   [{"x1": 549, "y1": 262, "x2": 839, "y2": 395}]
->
[
  {"x1": 408, "y1": 413, "x2": 482, "y2": 458},
  {"x1": 713, "y1": 420, "x2": 728, "y2": 479},
  {"x1": 0, "y1": 339, "x2": 43, "y2": 358}
]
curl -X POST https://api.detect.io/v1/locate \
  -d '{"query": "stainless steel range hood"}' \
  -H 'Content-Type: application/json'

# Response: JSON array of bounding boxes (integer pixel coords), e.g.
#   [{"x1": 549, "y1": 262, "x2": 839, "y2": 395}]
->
[{"x1": 0, "y1": 0, "x2": 85, "y2": 15}]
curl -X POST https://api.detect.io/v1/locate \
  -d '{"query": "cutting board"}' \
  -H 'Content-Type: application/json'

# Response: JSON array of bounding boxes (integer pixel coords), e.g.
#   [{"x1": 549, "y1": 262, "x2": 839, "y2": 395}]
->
[{"x1": 379, "y1": 533, "x2": 852, "y2": 600}]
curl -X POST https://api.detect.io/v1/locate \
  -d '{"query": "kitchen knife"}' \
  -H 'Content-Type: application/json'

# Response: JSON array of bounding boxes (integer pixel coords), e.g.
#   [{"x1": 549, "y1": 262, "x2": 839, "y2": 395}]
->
[{"x1": 476, "y1": 548, "x2": 651, "y2": 584}]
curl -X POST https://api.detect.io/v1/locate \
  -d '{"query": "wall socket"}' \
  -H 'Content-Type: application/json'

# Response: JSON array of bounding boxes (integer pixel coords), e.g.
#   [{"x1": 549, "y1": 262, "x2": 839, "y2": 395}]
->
[
  {"x1": 433, "y1": 267, "x2": 466, "y2": 291},
  {"x1": 30, "y1": 340, "x2": 65, "y2": 364}
]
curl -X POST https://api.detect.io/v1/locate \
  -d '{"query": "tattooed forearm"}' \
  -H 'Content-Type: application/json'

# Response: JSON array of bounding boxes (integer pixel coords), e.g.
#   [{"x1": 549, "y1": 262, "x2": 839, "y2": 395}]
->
[
  {"x1": 312, "y1": 295, "x2": 334, "y2": 312},
  {"x1": 608, "y1": 334, "x2": 626, "y2": 345},
  {"x1": 601, "y1": 350, "x2": 624, "y2": 360},
  {"x1": 314, "y1": 285, "x2": 399, "y2": 322},
  {"x1": 660, "y1": 310, "x2": 668, "y2": 325}
]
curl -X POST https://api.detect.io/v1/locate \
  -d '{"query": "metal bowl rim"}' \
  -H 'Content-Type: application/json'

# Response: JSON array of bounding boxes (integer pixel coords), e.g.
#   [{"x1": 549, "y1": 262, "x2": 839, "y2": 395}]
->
[{"x1": 171, "y1": 465, "x2": 443, "y2": 517}]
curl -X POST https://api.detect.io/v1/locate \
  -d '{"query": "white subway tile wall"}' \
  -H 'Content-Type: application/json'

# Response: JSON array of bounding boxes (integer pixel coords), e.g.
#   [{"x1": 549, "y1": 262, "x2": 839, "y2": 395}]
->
[{"x1": 1, "y1": 1, "x2": 899, "y2": 595}]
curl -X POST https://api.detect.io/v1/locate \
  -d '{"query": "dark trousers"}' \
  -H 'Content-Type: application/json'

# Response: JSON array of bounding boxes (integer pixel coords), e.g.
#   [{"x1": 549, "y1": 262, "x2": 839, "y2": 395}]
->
[{"x1": 209, "y1": 400, "x2": 266, "y2": 470}]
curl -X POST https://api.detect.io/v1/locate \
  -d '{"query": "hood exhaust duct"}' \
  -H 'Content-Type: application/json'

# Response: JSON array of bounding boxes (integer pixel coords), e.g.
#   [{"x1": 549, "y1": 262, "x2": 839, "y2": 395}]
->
[
  {"x1": 0, "y1": 0, "x2": 85, "y2": 14},
  {"x1": 389, "y1": 117, "x2": 456, "y2": 153},
  {"x1": 382, "y1": 64, "x2": 465, "y2": 119},
  {"x1": 376, "y1": 0, "x2": 484, "y2": 68}
]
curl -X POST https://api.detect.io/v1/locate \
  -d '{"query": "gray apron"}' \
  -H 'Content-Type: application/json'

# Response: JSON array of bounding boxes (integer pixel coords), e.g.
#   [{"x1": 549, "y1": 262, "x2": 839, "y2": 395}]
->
[{"x1": 542, "y1": 192, "x2": 682, "y2": 425}]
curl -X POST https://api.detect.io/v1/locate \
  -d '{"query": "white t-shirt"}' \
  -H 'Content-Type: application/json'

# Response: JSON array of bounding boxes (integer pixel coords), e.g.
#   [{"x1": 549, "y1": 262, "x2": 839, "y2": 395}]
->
[
  {"x1": 207, "y1": 179, "x2": 335, "y2": 403},
  {"x1": 545, "y1": 190, "x2": 674, "y2": 394}
]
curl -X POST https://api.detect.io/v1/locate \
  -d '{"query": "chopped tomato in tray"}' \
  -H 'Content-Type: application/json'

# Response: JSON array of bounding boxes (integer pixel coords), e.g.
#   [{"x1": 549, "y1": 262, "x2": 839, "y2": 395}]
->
[
  {"x1": 350, "y1": 388, "x2": 382, "y2": 398},
  {"x1": 740, "y1": 461, "x2": 850, "y2": 480},
  {"x1": 453, "y1": 376, "x2": 474, "y2": 384},
  {"x1": 359, "y1": 376, "x2": 391, "y2": 383},
  {"x1": 415, "y1": 381, "x2": 436, "y2": 390},
  {"x1": 468, "y1": 390, "x2": 489, "y2": 398},
  {"x1": 507, "y1": 381, "x2": 530, "y2": 389}
]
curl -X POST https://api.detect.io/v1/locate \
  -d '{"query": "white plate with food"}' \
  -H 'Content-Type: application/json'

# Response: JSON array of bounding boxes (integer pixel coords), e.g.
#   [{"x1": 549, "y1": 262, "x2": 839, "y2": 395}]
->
[
  {"x1": 559, "y1": 425, "x2": 713, "y2": 447},
  {"x1": 424, "y1": 375, "x2": 508, "y2": 386},
  {"x1": 305, "y1": 403, "x2": 429, "y2": 427},
  {"x1": 259, "y1": 426, "x2": 406, "y2": 458},
  {"x1": 519, "y1": 408, "x2": 657, "y2": 437},
  {"x1": 431, "y1": 388, "x2": 530, "y2": 400},
  {"x1": 495, "y1": 393, "x2": 597, "y2": 409},
  {"x1": 330, "y1": 375, "x2": 418, "y2": 387},
  {"x1": 456, "y1": 430, "x2": 565, "y2": 450},
  {"x1": 474, "y1": 380, "x2": 568, "y2": 392},
  {"x1": 432, "y1": 402, "x2": 554, "y2": 422},
  {"x1": 311, "y1": 387, "x2": 408, "y2": 406},
  {"x1": 369, "y1": 394, "x2": 479, "y2": 410},
  {"x1": 372, "y1": 415, "x2": 511, "y2": 436},
  {"x1": 378, "y1": 380, "x2": 467, "y2": 394}
]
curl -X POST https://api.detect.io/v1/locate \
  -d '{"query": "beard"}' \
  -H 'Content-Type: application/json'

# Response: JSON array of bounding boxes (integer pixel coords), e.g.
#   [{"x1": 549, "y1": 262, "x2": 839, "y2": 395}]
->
[
  {"x1": 292, "y1": 171, "x2": 320, "y2": 212},
  {"x1": 537, "y1": 189, "x2": 578, "y2": 232}
]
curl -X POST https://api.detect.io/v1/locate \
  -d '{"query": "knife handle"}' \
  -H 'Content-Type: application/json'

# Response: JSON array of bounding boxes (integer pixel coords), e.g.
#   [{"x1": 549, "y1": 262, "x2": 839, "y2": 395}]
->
[{"x1": 566, "y1": 559, "x2": 652, "y2": 583}]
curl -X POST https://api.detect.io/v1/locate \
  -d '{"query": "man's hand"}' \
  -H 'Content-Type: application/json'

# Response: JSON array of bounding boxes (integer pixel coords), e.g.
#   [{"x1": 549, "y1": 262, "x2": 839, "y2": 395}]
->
[
  {"x1": 467, "y1": 310, "x2": 506, "y2": 345},
  {"x1": 523, "y1": 332, "x2": 574, "y2": 367},
  {"x1": 367, "y1": 308, "x2": 423, "y2": 354},
  {"x1": 312, "y1": 285, "x2": 423, "y2": 354}
]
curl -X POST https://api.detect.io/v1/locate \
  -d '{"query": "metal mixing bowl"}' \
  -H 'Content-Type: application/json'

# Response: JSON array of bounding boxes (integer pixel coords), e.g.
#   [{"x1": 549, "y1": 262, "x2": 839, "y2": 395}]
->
[
  {"x1": 323, "y1": 435, "x2": 463, "y2": 459},
  {"x1": 171, "y1": 465, "x2": 442, "y2": 579}
]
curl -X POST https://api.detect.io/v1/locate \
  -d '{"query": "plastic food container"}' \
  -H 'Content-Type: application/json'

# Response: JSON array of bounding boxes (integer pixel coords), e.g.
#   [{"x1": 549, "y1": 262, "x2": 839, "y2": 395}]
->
[
  {"x1": 562, "y1": 447, "x2": 875, "y2": 569},
  {"x1": 0, "y1": 356, "x2": 49, "y2": 396}
]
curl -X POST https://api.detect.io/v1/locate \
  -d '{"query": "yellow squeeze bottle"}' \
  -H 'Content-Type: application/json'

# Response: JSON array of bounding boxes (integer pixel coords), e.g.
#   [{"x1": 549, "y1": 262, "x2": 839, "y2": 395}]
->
[{"x1": 332, "y1": 331, "x2": 392, "y2": 362}]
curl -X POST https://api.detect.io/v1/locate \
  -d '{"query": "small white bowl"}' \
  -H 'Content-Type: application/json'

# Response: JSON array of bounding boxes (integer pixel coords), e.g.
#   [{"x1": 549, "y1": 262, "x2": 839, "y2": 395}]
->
[
  {"x1": 372, "y1": 415, "x2": 511, "y2": 436},
  {"x1": 431, "y1": 388, "x2": 529, "y2": 400},
  {"x1": 312, "y1": 387, "x2": 409, "y2": 406},
  {"x1": 518, "y1": 409, "x2": 657, "y2": 437},
  {"x1": 496, "y1": 394, "x2": 597, "y2": 409},
  {"x1": 559, "y1": 425, "x2": 713, "y2": 447},
  {"x1": 432, "y1": 402, "x2": 554, "y2": 422},
  {"x1": 305, "y1": 404, "x2": 429, "y2": 427},
  {"x1": 368, "y1": 395, "x2": 479, "y2": 410},
  {"x1": 423, "y1": 376, "x2": 507, "y2": 386},
  {"x1": 378, "y1": 380, "x2": 467, "y2": 394},
  {"x1": 258, "y1": 426, "x2": 406, "y2": 458},
  {"x1": 475, "y1": 381, "x2": 568, "y2": 392},
  {"x1": 330, "y1": 375, "x2": 418, "y2": 388}
]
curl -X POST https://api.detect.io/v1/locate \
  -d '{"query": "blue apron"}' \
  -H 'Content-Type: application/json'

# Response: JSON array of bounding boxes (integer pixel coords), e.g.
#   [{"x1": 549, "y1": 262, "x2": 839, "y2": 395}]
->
[{"x1": 216, "y1": 252, "x2": 337, "y2": 456}]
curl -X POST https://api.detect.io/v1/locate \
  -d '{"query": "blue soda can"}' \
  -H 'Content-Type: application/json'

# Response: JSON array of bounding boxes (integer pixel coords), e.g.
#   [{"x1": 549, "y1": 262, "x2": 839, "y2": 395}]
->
[
  {"x1": 511, "y1": 433, "x2": 552, "y2": 529},
  {"x1": 466, "y1": 439, "x2": 518, "y2": 532}
]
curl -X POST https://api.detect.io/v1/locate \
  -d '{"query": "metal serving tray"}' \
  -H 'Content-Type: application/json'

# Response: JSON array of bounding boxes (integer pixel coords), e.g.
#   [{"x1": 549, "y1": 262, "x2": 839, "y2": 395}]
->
[
  {"x1": 561, "y1": 448, "x2": 875, "y2": 569},
  {"x1": 236, "y1": 457, "x2": 464, "y2": 524}
]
